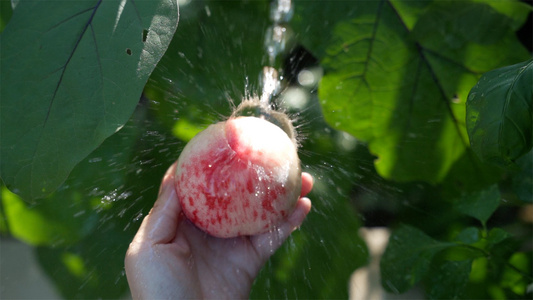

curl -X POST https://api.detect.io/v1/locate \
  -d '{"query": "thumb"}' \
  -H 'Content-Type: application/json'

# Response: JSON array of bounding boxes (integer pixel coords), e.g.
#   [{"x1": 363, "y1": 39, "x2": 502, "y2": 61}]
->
[{"x1": 130, "y1": 162, "x2": 181, "y2": 246}]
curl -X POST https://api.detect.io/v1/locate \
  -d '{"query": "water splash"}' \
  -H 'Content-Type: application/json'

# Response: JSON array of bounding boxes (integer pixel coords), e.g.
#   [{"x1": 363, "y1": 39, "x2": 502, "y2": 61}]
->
[
  {"x1": 260, "y1": 67, "x2": 280, "y2": 105},
  {"x1": 259, "y1": 0, "x2": 295, "y2": 106}
]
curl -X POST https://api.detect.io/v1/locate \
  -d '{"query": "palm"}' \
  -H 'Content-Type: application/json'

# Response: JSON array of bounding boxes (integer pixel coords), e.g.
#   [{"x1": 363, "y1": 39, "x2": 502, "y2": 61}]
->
[{"x1": 125, "y1": 163, "x2": 312, "y2": 299}]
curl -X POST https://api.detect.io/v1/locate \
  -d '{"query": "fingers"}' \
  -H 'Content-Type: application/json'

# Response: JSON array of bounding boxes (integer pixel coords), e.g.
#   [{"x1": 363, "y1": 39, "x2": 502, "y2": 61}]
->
[
  {"x1": 301, "y1": 172, "x2": 313, "y2": 197},
  {"x1": 287, "y1": 197, "x2": 312, "y2": 231},
  {"x1": 130, "y1": 162, "x2": 181, "y2": 247},
  {"x1": 252, "y1": 172, "x2": 313, "y2": 258},
  {"x1": 251, "y1": 196, "x2": 312, "y2": 258}
]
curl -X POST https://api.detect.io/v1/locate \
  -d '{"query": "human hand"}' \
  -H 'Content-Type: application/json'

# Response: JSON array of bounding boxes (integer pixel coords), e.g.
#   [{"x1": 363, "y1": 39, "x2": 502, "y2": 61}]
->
[{"x1": 125, "y1": 162, "x2": 313, "y2": 299}]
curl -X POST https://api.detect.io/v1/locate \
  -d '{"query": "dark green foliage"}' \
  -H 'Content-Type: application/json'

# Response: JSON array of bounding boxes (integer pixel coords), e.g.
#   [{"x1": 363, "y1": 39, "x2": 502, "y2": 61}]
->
[
  {"x1": 380, "y1": 225, "x2": 455, "y2": 293},
  {"x1": 1, "y1": 0, "x2": 531, "y2": 299}
]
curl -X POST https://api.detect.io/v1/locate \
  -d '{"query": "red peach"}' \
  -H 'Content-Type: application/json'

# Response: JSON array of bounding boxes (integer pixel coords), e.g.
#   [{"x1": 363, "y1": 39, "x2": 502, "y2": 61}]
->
[{"x1": 175, "y1": 113, "x2": 301, "y2": 238}]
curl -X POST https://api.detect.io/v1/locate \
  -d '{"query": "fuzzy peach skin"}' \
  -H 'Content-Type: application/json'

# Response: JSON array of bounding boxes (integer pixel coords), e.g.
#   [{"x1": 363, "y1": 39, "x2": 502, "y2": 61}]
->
[{"x1": 175, "y1": 116, "x2": 301, "y2": 238}]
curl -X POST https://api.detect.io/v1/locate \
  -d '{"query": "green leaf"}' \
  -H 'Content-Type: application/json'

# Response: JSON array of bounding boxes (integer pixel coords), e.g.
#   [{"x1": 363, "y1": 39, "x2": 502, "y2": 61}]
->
[
  {"x1": 455, "y1": 227, "x2": 481, "y2": 245},
  {"x1": 441, "y1": 245, "x2": 485, "y2": 262},
  {"x1": 486, "y1": 227, "x2": 512, "y2": 247},
  {"x1": 380, "y1": 225, "x2": 454, "y2": 293},
  {"x1": 292, "y1": 0, "x2": 364, "y2": 59},
  {"x1": 466, "y1": 59, "x2": 533, "y2": 167},
  {"x1": 454, "y1": 184, "x2": 501, "y2": 225},
  {"x1": 0, "y1": 0, "x2": 178, "y2": 200},
  {"x1": 473, "y1": 0, "x2": 533, "y2": 31},
  {"x1": 314, "y1": 0, "x2": 530, "y2": 183},
  {"x1": 425, "y1": 259, "x2": 472, "y2": 299}
]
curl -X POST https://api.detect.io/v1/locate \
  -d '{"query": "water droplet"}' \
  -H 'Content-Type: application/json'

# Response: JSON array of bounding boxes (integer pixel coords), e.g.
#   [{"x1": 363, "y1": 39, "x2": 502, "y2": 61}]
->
[
  {"x1": 89, "y1": 157, "x2": 102, "y2": 163},
  {"x1": 264, "y1": 25, "x2": 293, "y2": 65}
]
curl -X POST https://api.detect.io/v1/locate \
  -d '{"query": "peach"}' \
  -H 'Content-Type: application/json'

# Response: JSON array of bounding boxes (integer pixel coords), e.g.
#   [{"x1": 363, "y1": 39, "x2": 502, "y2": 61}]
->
[{"x1": 175, "y1": 104, "x2": 301, "y2": 238}]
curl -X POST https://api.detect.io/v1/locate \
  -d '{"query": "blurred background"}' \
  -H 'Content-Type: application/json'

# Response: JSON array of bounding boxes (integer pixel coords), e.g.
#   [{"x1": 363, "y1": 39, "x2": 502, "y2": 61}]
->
[{"x1": 1, "y1": 0, "x2": 532, "y2": 299}]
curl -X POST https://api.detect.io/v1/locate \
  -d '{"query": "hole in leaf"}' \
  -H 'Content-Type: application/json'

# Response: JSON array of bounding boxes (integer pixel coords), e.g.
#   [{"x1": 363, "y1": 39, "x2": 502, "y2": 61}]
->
[
  {"x1": 142, "y1": 29, "x2": 148, "y2": 42},
  {"x1": 126, "y1": 48, "x2": 132, "y2": 55}
]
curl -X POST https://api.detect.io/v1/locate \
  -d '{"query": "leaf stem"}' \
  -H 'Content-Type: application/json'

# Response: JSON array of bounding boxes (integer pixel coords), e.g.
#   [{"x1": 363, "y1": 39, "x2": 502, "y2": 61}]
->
[{"x1": 459, "y1": 243, "x2": 490, "y2": 257}]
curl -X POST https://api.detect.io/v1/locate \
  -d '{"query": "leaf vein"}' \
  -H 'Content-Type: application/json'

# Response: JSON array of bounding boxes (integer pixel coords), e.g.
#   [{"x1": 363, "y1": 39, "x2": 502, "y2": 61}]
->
[
  {"x1": 499, "y1": 59, "x2": 533, "y2": 158},
  {"x1": 33, "y1": 0, "x2": 103, "y2": 197},
  {"x1": 44, "y1": 0, "x2": 103, "y2": 124},
  {"x1": 387, "y1": 0, "x2": 469, "y2": 150}
]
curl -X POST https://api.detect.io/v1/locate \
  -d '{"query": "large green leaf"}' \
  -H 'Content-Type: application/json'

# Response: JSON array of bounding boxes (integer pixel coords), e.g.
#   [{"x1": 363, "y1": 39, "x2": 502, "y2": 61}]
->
[
  {"x1": 380, "y1": 225, "x2": 454, "y2": 293},
  {"x1": 466, "y1": 59, "x2": 533, "y2": 167},
  {"x1": 425, "y1": 259, "x2": 472, "y2": 299},
  {"x1": 0, "y1": 103, "x2": 146, "y2": 246},
  {"x1": 0, "y1": 0, "x2": 178, "y2": 200},
  {"x1": 302, "y1": 0, "x2": 530, "y2": 183}
]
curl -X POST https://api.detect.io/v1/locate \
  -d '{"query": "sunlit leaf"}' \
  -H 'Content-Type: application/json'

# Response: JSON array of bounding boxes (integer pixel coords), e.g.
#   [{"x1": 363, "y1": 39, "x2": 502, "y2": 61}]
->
[
  {"x1": 440, "y1": 245, "x2": 485, "y2": 262},
  {"x1": 380, "y1": 225, "x2": 454, "y2": 293},
  {"x1": 466, "y1": 59, "x2": 533, "y2": 167},
  {"x1": 500, "y1": 252, "x2": 531, "y2": 296},
  {"x1": 308, "y1": 0, "x2": 529, "y2": 183},
  {"x1": 1, "y1": 186, "x2": 96, "y2": 246},
  {"x1": 469, "y1": 256, "x2": 488, "y2": 283},
  {"x1": 0, "y1": 0, "x2": 179, "y2": 200},
  {"x1": 475, "y1": 0, "x2": 532, "y2": 31},
  {"x1": 454, "y1": 184, "x2": 501, "y2": 226},
  {"x1": 172, "y1": 119, "x2": 208, "y2": 142}
]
